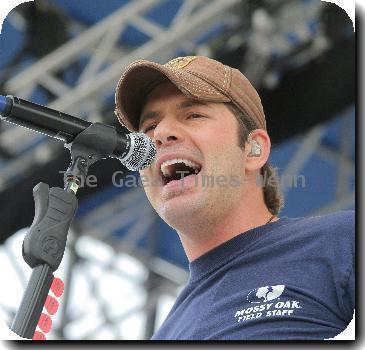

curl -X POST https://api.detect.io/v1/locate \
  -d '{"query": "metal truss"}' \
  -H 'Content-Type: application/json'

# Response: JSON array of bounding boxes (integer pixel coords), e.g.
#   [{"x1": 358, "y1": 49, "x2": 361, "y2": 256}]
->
[
  {"x1": 0, "y1": 0, "x2": 241, "y2": 190},
  {"x1": 243, "y1": 0, "x2": 328, "y2": 86},
  {"x1": 279, "y1": 107, "x2": 355, "y2": 216}
]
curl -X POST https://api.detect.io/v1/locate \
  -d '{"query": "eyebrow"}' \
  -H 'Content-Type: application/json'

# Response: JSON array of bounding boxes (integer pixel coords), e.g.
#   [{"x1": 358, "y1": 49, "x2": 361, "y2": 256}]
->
[
  {"x1": 178, "y1": 99, "x2": 211, "y2": 110},
  {"x1": 139, "y1": 111, "x2": 160, "y2": 129},
  {"x1": 139, "y1": 99, "x2": 211, "y2": 129}
]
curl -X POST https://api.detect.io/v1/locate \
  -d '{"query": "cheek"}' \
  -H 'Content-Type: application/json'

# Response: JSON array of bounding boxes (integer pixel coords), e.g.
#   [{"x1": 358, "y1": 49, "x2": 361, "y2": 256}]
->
[
  {"x1": 200, "y1": 131, "x2": 242, "y2": 163},
  {"x1": 208, "y1": 146, "x2": 246, "y2": 180}
]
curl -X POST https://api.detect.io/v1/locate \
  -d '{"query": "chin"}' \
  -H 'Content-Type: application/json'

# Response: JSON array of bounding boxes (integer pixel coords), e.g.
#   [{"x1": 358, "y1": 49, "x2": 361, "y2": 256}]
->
[{"x1": 156, "y1": 194, "x2": 204, "y2": 228}]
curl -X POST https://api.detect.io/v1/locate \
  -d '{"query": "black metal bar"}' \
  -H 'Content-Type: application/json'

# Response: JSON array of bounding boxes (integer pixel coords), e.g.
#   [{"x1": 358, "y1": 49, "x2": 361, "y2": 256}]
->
[{"x1": 10, "y1": 264, "x2": 54, "y2": 339}]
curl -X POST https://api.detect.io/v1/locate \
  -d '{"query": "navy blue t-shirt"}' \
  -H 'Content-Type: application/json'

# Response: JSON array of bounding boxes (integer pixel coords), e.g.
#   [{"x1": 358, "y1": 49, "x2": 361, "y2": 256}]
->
[{"x1": 152, "y1": 210, "x2": 355, "y2": 340}]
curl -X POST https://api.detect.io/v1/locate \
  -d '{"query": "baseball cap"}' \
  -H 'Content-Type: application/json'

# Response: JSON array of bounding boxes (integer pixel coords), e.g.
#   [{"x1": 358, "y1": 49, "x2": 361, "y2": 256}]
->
[{"x1": 115, "y1": 55, "x2": 266, "y2": 131}]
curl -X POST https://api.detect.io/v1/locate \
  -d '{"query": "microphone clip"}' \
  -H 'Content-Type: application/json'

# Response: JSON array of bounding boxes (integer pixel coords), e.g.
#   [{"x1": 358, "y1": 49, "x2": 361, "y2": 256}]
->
[{"x1": 64, "y1": 122, "x2": 119, "y2": 193}]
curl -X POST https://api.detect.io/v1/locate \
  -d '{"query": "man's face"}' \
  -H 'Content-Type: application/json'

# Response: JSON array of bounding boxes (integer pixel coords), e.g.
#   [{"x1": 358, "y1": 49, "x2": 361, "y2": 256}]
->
[{"x1": 138, "y1": 82, "x2": 248, "y2": 229}]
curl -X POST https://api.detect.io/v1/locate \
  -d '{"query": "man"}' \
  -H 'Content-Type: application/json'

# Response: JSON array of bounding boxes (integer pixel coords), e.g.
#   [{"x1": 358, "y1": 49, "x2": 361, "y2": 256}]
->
[{"x1": 114, "y1": 56, "x2": 354, "y2": 340}]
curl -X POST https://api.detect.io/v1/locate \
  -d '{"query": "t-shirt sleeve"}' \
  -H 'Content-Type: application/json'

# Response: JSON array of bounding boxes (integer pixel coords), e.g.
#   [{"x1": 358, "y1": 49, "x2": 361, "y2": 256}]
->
[
  {"x1": 341, "y1": 258, "x2": 355, "y2": 321},
  {"x1": 336, "y1": 210, "x2": 355, "y2": 322}
]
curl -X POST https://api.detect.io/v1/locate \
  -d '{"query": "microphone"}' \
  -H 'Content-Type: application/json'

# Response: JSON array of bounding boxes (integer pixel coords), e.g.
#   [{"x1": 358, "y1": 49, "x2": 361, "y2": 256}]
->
[{"x1": 0, "y1": 95, "x2": 156, "y2": 171}]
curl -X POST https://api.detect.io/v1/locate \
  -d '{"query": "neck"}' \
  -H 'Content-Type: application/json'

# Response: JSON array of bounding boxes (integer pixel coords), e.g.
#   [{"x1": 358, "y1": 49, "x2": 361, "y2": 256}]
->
[{"x1": 177, "y1": 199, "x2": 277, "y2": 262}]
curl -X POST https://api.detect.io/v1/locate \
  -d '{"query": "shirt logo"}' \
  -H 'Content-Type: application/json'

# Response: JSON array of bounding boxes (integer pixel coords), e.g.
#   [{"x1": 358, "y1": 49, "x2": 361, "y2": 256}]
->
[
  {"x1": 164, "y1": 56, "x2": 197, "y2": 69},
  {"x1": 247, "y1": 285, "x2": 285, "y2": 303},
  {"x1": 234, "y1": 284, "x2": 302, "y2": 323}
]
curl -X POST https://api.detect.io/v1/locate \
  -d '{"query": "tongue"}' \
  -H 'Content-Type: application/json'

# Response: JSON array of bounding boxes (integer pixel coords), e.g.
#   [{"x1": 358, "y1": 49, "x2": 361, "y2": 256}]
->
[{"x1": 168, "y1": 163, "x2": 196, "y2": 181}]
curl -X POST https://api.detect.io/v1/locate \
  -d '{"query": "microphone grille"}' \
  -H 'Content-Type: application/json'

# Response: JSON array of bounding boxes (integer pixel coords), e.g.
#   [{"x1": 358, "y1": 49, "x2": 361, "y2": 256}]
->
[{"x1": 121, "y1": 133, "x2": 156, "y2": 171}]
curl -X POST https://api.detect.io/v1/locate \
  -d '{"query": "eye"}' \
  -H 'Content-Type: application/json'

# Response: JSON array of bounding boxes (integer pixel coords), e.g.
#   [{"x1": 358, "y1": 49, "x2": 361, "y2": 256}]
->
[
  {"x1": 187, "y1": 113, "x2": 204, "y2": 119},
  {"x1": 143, "y1": 124, "x2": 157, "y2": 133}
]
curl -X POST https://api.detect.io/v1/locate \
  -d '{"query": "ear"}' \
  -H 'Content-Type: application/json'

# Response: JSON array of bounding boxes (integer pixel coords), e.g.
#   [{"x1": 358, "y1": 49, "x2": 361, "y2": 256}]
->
[{"x1": 244, "y1": 129, "x2": 271, "y2": 173}]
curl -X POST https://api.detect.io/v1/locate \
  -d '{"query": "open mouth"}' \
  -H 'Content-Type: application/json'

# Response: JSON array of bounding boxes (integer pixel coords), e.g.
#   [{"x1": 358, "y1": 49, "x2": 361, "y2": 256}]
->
[{"x1": 160, "y1": 158, "x2": 202, "y2": 186}]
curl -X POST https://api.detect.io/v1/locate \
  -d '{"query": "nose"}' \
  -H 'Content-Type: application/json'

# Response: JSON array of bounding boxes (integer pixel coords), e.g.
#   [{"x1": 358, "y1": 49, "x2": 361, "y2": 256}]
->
[{"x1": 153, "y1": 118, "x2": 184, "y2": 149}]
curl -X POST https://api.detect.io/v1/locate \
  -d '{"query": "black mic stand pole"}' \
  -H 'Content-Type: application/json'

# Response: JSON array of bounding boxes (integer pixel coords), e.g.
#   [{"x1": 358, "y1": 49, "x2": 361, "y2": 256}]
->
[{"x1": 11, "y1": 123, "x2": 119, "y2": 339}]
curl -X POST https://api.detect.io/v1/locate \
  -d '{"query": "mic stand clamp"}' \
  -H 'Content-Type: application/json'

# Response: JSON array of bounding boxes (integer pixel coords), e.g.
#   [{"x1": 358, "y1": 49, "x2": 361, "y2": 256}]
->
[
  {"x1": 11, "y1": 123, "x2": 119, "y2": 339},
  {"x1": 64, "y1": 122, "x2": 118, "y2": 193}
]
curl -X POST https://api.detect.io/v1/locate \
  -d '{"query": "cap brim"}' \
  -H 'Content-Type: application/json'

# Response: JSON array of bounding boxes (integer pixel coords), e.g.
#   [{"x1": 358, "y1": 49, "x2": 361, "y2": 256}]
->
[{"x1": 115, "y1": 60, "x2": 230, "y2": 131}]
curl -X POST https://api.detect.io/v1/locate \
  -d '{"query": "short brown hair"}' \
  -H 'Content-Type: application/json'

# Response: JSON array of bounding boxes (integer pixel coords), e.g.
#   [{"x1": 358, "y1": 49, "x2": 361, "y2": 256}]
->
[{"x1": 225, "y1": 103, "x2": 284, "y2": 215}]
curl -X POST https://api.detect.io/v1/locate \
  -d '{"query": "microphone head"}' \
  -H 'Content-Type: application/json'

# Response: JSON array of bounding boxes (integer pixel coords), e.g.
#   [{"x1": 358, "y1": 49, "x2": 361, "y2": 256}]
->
[{"x1": 122, "y1": 133, "x2": 156, "y2": 171}]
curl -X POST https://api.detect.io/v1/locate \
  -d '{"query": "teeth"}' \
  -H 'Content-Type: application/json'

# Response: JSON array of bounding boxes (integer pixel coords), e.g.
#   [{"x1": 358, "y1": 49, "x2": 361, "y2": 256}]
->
[{"x1": 160, "y1": 158, "x2": 201, "y2": 177}]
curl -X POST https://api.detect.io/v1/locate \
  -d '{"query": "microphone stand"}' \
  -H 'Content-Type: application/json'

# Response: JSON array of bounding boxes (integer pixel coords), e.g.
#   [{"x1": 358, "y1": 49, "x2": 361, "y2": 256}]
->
[{"x1": 10, "y1": 123, "x2": 120, "y2": 339}]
